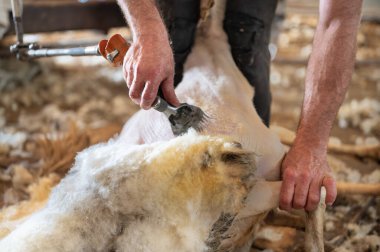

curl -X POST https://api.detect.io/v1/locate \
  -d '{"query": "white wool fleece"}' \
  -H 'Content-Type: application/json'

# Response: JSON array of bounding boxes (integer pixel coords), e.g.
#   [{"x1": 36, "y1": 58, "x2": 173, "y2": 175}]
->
[{"x1": 0, "y1": 132, "x2": 258, "y2": 252}]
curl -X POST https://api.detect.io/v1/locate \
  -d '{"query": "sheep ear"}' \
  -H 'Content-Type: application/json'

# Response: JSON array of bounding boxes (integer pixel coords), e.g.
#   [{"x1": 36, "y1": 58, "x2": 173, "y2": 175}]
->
[
  {"x1": 220, "y1": 149, "x2": 256, "y2": 179},
  {"x1": 220, "y1": 151, "x2": 255, "y2": 166},
  {"x1": 220, "y1": 141, "x2": 252, "y2": 166}
]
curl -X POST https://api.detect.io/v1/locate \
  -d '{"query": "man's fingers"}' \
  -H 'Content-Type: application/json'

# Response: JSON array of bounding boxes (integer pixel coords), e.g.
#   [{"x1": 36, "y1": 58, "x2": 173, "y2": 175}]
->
[
  {"x1": 129, "y1": 77, "x2": 145, "y2": 105},
  {"x1": 140, "y1": 81, "x2": 159, "y2": 110},
  {"x1": 292, "y1": 173, "x2": 311, "y2": 209},
  {"x1": 322, "y1": 175, "x2": 337, "y2": 206},
  {"x1": 126, "y1": 67, "x2": 134, "y2": 88},
  {"x1": 305, "y1": 178, "x2": 322, "y2": 211},
  {"x1": 161, "y1": 77, "x2": 180, "y2": 106},
  {"x1": 279, "y1": 169, "x2": 296, "y2": 211},
  {"x1": 123, "y1": 53, "x2": 134, "y2": 88}
]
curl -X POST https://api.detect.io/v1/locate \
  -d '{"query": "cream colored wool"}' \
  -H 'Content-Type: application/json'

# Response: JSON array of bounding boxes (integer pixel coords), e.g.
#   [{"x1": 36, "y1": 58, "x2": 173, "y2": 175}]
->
[{"x1": 0, "y1": 132, "x2": 274, "y2": 252}]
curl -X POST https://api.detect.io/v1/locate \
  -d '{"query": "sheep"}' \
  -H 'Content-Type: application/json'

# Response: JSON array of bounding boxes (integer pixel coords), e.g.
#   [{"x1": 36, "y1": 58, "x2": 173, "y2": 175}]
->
[
  {"x1": 0, "y1": 133, "x2": 275, "y2": 252},
  {"x1": 0, "y1": 0, "x2": 321, "y2": 251}
]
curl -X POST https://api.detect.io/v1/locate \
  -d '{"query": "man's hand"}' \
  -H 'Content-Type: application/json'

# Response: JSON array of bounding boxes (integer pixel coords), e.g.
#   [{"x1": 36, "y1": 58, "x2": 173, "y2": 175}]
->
[
  {"x1": 280, "y1": 144, "x2": 337, "y2": 212},
  {"x1": 278, "y1": 0, "x2": 362, "y2": 212},
  {"x1": 123, "y1": 33, "x2": 179, "y2": 109},
  {"x1": 117, "y1": 0, "x2": 180, "y2": 110}
]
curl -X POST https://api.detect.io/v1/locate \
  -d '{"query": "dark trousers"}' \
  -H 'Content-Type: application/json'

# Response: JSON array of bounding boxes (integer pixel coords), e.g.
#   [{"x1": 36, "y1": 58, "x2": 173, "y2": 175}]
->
[{"x1": 157, "y1": 0, "x2": 278, "y2": 126}]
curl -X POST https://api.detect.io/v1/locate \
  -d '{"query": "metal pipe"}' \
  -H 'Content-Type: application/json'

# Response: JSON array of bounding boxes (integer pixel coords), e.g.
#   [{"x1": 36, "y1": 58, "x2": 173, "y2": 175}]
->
[
  {"x1": 25, "y1": 45, "x2": 100, "y2": 58},
  {"x1": 11, "y1": 0, "x2": 24, "y2": 44}
]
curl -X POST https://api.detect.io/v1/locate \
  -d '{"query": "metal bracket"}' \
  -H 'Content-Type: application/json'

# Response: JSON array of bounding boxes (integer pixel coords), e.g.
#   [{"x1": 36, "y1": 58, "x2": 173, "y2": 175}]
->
[
  {"x1": 8, "y1": 0, "x2": 101, "y2": 60},
  {"x1": 106, "y1": 49, "x2": 119, "y2": 63}
]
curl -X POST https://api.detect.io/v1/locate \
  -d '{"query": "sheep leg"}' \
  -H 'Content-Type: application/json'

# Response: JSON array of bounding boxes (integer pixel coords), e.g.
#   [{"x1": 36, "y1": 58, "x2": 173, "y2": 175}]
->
[{"x1": 305, "y1": 187, "x2": 326, "y2": 252}]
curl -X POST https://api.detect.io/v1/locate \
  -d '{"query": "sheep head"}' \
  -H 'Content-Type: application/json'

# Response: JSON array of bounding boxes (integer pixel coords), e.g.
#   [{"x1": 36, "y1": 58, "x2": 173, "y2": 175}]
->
[
  {"x1": 142, "y1": 134, "x2": 256, "y2": 219},
  {"x1": 70, "y1": 132, "x2": 257, "y2": 251}
]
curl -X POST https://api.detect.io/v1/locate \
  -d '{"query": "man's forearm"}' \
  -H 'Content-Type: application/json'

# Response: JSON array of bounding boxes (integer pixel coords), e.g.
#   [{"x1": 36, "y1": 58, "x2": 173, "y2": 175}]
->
[
  {"x1": 117, "y1": 0, "x2": 167, "y2": 41},
  {"x1": 295, "y1": 1, "x2": 363, "y2": 150}
]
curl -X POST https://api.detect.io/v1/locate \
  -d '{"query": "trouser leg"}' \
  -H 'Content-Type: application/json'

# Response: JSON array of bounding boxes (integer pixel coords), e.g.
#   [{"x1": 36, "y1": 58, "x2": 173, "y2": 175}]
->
[
  {"x1": 224, "y1": 0, "x2": 278, "y2": 126},
  {"x1": 156, "y1": 0, "x2": 200, "y2": 87}
]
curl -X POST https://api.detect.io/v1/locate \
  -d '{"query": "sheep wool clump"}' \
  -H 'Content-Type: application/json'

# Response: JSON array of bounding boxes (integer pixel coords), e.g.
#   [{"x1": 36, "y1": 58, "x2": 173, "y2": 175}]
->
[{"x1": 0, "y1": 132, "x2": 262, "y2": 252}]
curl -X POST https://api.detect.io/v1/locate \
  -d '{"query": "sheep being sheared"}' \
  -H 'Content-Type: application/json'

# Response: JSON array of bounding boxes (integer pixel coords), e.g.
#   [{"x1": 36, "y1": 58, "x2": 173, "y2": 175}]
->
[
  {"x1": 117, "y1": 1, "x2": 286, "y2": 248},
  {"x1": 0, "y1": 0, "x2": 290, "y2": 251},
  {"x1": 0, "y1": 133, "x2": 276, "y2": 252},
  {"x1": 120, "y1": 0, "x2": 285, "y2": 181}
]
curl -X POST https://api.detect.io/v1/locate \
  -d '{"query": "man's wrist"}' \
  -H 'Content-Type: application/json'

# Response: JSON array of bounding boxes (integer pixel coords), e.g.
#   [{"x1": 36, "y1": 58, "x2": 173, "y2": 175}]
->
[
  {"x1": 132, "y1": 20, "x2": 168, "y2": 42},
  {"x1": 293, "y1": 127, "x2": 329, "y2": 155},
  {"x1": 134, "y1": 32, "x2": 170, "y2": 47}
]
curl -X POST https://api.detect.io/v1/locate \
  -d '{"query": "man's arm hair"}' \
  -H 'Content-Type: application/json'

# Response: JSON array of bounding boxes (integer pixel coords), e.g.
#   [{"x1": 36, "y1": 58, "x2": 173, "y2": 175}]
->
[
  {"x1": 294, "y1": 0, "x2": 363, "y2": 150},
  {"x1": 116, "y1": 0, "x2": 167, "y2": 41}
]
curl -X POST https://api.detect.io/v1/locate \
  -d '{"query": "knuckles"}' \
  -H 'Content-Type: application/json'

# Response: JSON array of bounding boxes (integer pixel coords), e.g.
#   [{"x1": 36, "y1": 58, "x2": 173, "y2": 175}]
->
[
  {"x1": 283, "y1": 169, "x2": 296, "y2": 181},
  {"x1": 299, "y1": 171, "x2": 311, "y2": 180},
  {"x1": 280, "y1": 155, "x2": 335, "y2": 212}
]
